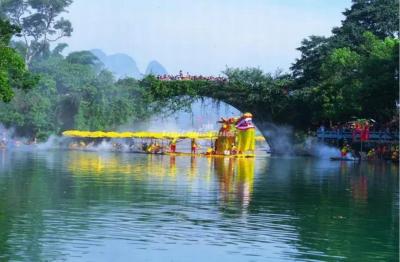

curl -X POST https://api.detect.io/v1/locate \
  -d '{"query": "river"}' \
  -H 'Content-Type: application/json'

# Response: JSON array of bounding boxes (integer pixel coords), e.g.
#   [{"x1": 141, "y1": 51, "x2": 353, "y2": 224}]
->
[{"x1": 0, "y1": 150, "x2": 398, "y2": 261}]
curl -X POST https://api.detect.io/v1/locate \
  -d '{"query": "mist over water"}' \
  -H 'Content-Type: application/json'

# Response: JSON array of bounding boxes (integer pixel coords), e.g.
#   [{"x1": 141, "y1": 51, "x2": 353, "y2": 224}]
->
[
  {"x1": 258, "y1": 122, "x2": 347, "y2": 159},
  {"x1": 0, "y1": 121, "x2": 311, "y2": 158},
  {"x1": 259, "y1": 123, "x2": 294, "y2": 155},
  {"x1": 303, "y1": 137, "x2": 341, "y2": 159},
  {"x1": 36, "y1": 135, "x2": 66, "y2": 150}
]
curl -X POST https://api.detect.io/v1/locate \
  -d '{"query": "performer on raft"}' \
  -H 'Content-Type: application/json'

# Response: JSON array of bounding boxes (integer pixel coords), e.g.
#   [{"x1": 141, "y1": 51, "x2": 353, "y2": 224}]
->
[
  {"x1": 215, "y1": 117, "x2": 236, "y2": 155},
  {"x1": 191, "y1": 139, "x2": 198, "y2": 154},
  {"x1": 231, "y1": 144, "x2": 238, "y2": 155},
  {"x1": 235, "y1": 112, "x2": 256, "y2": 154},
  {"x1": 169, "y1": 139, "x2": 177, "y2": 153}
]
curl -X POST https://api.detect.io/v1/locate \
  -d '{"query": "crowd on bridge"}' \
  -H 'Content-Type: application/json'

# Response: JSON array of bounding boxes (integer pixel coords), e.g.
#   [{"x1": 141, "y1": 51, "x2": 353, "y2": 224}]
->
[{"x1": 156, "y1": 70, "x2": 228, "y2": 83}]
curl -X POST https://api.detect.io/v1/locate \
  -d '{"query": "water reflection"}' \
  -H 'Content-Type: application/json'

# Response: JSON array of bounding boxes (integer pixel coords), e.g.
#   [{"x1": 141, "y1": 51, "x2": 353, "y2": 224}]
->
[
  {"x1": 214, "y1": 158, "x2": 255, "y2": 210},
  {"x1": 66, "y1": 152, "x2": 257, "y2": 210},
  {"x1": 0, "y1": 150, "x2": 397, "y2": 261}
]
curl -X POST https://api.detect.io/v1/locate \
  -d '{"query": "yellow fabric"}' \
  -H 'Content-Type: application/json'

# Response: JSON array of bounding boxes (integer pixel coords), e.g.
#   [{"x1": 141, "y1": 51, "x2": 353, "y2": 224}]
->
[
  {"x1": 215, "y1": 136, "x2": 235, "y2": 154},
  {"x1": 62, "y1": 130, "x2": 218, "y2": 139},
  {"x1": 237, "y1": 128, "x2": 255, "y2": 152},
  {"x1": 237, "y1": 158, "x2": 254, "y2": 185}
]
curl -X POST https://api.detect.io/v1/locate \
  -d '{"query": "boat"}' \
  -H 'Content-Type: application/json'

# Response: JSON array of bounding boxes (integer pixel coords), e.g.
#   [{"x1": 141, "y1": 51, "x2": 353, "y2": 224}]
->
[
  {"x1": 330, "y1": 157, "x2": 359, "y2": 161},
  {"x1": 129, "y1": 150, "x2": 166, "y2": 155}
]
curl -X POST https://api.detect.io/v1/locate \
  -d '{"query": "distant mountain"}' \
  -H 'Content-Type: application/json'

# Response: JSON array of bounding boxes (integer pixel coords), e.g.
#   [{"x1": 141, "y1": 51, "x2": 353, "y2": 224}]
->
[
  {"x1": 145, "y1": 60, "x2": 168, "y2": 76},
  {"x1": 90, "y1": 49, "x2": 142, "y2": 79}
]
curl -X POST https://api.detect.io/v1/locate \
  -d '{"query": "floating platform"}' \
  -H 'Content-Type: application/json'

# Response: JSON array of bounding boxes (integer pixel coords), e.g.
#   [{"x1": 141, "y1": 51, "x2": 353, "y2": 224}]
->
[
  {"x1": 167, "y1": 152, "x2": 255, "y2": 158},
  {"x1": 132, "y1": 151, "x2": 255, "y2": 158}
]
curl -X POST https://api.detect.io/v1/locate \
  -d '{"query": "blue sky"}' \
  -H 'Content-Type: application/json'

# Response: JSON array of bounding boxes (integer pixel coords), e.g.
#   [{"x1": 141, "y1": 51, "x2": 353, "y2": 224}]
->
[{"x1": 64, "y1": 0, "x2": 351, "y2": 75}]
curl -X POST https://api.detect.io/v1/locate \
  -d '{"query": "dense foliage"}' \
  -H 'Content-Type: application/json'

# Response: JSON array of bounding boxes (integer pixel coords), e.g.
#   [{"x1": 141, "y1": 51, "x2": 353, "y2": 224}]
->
[
  {"x1": 0, "y1": 0, "x2": 73, "y2": 66},
  {"x1": 0, "y1": 18, "x2": 36, "y2": 102},
  {"x1": 0, "y1": 48, "x2": 151, "y2": 139},
  {"x1": 293, "y1": 32, "x2": 399, "y2": 126},
  {"x1": 288, "y1": 0, "x2": 399, "y2": 127}
]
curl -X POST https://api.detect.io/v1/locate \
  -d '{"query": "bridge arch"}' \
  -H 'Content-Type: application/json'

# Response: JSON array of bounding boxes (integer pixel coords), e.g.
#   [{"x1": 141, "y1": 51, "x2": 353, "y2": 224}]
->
[{"x1": 141, "y1": 76, "x2": 292, "y2": 154}]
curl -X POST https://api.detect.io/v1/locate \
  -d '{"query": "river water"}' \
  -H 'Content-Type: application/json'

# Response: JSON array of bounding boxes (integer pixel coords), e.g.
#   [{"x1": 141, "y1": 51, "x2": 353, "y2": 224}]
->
[{"x1": 0, "y1": 150, "x2": 398, "y2": 261}]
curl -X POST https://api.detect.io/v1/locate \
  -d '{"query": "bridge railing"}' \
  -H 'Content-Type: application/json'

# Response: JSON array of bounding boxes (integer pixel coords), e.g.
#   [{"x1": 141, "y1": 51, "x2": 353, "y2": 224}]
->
[{"x1": 316, "y1": 130, "x2": 399, "y2": 142}]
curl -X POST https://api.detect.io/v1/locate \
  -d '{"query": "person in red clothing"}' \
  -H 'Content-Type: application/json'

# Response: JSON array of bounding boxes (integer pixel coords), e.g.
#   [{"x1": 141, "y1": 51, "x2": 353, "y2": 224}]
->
[
  {"x1": 191, "y1": 139, "x2": 198, "y2": 154},
  {"x1": 169, "y1": 139, "x2": 177, "y2": 153}
]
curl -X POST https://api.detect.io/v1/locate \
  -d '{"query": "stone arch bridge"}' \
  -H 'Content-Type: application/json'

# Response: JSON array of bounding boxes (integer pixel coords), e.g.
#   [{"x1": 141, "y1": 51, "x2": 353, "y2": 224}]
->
[{"x1": 141, "y1": 76, "x2": 293, "y2": 154}]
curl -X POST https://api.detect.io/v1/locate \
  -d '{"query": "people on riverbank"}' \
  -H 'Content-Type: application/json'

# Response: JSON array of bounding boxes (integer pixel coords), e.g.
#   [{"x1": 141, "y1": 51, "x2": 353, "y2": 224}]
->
[
  {"x1": 367, "y1": 148, "x2": 376, "y2": 160},
  {"x1": 391, "y1": 147, "x2": 399, "y2": 163},
  {"x1": 145, "y1": 142, "x2": 163, "y2": 154},
  {"x1": 341, "y1": 144, "x2": 351, "y2": 157}
]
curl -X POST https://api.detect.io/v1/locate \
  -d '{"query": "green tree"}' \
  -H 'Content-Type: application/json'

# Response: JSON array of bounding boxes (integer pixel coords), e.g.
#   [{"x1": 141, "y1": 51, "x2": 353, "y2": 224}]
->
[
  {"x1": 0, "y1": 75, "x2": 57, "y2": 139},
  {"x1": 290, "y1": 36, "x2": 331, "y2": 89},
  {"x1": 358, "y1": 32, "x2": 399, "y2": 121},
  {"x1": 317, "y1": 47, "x2": 362, "y2": 121},
  {"x1": 307, "y1": 32, "x2": 399, "y2": 124},
  {"x1": 0, "y1": 0, "x2": 73, "y2": 66},
  {"x1": 290, "y1": 0, "x2": 399, "y2": 127},
  {"x1": 332, "y1": 0, "x2": 399, "y2": 46},
  {"x1": 0, "y1": 47, "x2": 153, "y2": 139},
  {"x1": 0, "y1": 18, "x2": 36, "y2": 102},
  {"x1": 291, "y1": 0, "x2": 399, "y2": 91},
  {"x1": 66, "y1": 51, "x2": 102, "y2": 67}
]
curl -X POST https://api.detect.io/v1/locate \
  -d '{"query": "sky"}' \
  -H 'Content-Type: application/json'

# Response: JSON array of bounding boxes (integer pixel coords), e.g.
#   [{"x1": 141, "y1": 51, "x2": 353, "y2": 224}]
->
[{"x1": 63, "y1": 0, "x2": 352, "y2": 75}]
